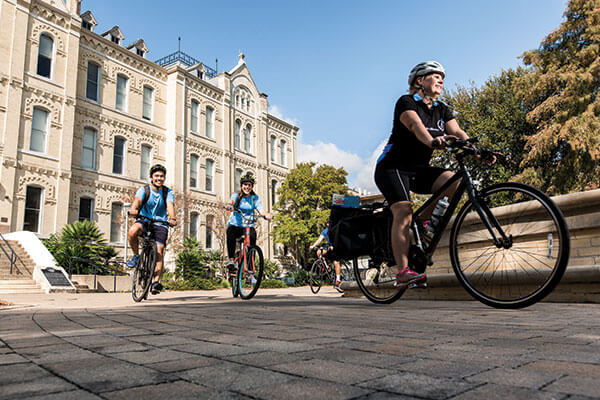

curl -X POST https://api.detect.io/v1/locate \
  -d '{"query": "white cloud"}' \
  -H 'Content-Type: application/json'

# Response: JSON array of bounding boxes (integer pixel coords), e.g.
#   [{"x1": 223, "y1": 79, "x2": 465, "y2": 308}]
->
[
  {"x1": 268, "y1": 104, "x2": 299, "y2": 126},
  {"x1": 297, "y1": 133, "x2": 386, "y2": 195}
]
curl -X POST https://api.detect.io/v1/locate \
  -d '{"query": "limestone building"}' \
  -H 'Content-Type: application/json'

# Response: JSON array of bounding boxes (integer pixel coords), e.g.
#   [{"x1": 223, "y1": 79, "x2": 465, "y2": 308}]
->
[{"x1": 0, "y1": 0, "x2": 298, "y2": 261}]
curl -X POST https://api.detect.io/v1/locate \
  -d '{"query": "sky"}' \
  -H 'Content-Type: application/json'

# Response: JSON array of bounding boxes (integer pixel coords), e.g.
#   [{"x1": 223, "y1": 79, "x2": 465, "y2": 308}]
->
[{"x1": 83, "y1": 0, "x2": 568, "y2": 193}]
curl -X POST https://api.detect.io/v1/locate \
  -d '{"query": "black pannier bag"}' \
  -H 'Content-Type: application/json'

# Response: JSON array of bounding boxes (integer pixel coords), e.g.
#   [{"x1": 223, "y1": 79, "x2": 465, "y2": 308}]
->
[{"x1": 328, "y1": 205, "x2": 375, "y2": 260}]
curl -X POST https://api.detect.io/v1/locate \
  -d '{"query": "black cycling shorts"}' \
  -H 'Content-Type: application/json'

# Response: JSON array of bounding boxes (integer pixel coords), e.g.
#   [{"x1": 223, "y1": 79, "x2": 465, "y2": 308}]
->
[{"x1": 374, "y1": 163, "x2": 449, "y2": 205}]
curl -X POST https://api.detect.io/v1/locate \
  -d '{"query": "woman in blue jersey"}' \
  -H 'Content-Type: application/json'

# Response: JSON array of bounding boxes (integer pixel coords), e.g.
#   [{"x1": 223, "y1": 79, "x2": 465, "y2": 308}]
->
[
  {"x1": 309, "y1": 221, "x2": 343, "y2": 290},
  {"x1": 225, "y1": 173, "x2": 272, "y2": 272}
]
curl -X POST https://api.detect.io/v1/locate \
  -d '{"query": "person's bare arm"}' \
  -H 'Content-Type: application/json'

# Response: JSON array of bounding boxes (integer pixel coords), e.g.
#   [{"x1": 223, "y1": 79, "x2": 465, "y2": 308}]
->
[
  {"x1": 445, "y1": 119, "x2": 469, "y2": 140},
  {"x1": 167, "y1": 201, "x2": 176, "y2": 226},
  {"x1": 399, "y1": 110, "x2": 445, "y2": 148},
  {"x1": 129, "y1": 197, "x2": 142, "y2": 216}
]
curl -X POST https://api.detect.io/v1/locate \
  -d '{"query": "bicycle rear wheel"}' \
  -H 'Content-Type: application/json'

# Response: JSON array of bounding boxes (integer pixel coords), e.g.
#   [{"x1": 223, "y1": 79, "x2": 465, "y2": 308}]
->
[
  {"x1": 309, "y1": 259, "x2": 324, "y2": 294},
  {"x1": 132, "y1": 242, "x2": 156, "y2": 302},
  {"x1": 238, "y1": 246, "x2": 264, "y2": 300},
  {"x1": 340, "y1": 260, "x2": 354, "y2": 282},
  {"x1": 353, "y1": 256, "x2": 405, "y2": 304},
  {"x1": 450, "y1": 182, "x2": 570, "y2": 309}
]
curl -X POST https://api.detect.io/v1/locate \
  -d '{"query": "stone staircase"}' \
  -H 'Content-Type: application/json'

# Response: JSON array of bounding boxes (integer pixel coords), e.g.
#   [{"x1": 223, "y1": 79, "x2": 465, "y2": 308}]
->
[{"x1": 0, "y1": 240, "x2": 44, "y2": 294}]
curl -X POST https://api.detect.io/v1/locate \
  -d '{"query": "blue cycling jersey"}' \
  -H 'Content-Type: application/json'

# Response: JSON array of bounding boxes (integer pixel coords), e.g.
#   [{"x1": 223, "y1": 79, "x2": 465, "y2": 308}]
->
[
  {"x1": 227, "y1": 193, "x2": 263, "y2": 228},
  {"x1": 135, "y1": 185, "x2": 174, "y2": 226}
]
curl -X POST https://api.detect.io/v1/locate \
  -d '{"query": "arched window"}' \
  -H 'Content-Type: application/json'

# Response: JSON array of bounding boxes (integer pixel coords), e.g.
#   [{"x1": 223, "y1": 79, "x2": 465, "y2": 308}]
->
[
  {"x1": 205, "y1": 159, "x2": 214, "y2": 192},
  {"x1": 280, "y1": 139, "x2": 287, "y2": 167},
  {"x1": 142, "y1": 85, "x2": 154, "y2": 120},
  {"x1": 86, "y1": 62, "x2": 100, "y2": 101},
  {"x1": 271, "y1": 179, "x2": 278, "y2": 206},
  {"x1": 190, "y1": 212, "x2": 199, "y2": 238},
  {"x1": 78, "y1": 197, "x2": 94, "y2": 221},
  {"x1": 110, "y1": 202, "x2": 123, "y2": 243},
  {"x1": 30, "y1": 107, "x2": 48, "y2": 153},
  {"x1": 112, "y1": 136, "x2": 126, "y2": 175},
  {"x1": 23, "y1": 186, "x2": 43, "y2": 233},
  {"x1": 140, "y1": 145, "x2": 152, "y2": 179},
  {"x1": 234, "y1": 168, "x2": 243, "y2": 190},
  {"x1": 205, "y1": 106, "x2": 214, "y2": 139},
  {"x1": 37, "y1": 34, "x2": 53, "y2": 78},
  {"x1": 244, "y1": 124, "x2": 251, "y2": 153},
  {"x1": 191, "y1": 100, "x2": 199, "y2": 132},
  {"x1": 234, "y1": 119, "x2": 241, "y2": 149},
  {"x1": 81, "y1": 127, "x2": 97, "y2": 169},
  {"x1": 190, "y1": 154, "x2": 199, "y2": 188},
  {"x1": 270, "y1": 135, "x2": 277, "y2": 162},
  {"x1": 116, "y1": 74, "x2": 128, "y2": 112},
  {"x1": 205, "y1": 215, "x2": 214, "y2": 249}
]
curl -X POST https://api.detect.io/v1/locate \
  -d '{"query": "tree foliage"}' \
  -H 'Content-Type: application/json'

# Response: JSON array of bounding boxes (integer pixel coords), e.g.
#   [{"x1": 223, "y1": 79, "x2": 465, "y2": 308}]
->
[
  {"x1": 517, "y1": 0, "x2": 600, "y2": 194},
  {"x1": 175, "y1": 236, "x2": 222, "y2": 281},
  {"x1": 272, "y1": 162, "x2": 348, "y2": 267},
  {"x1": 440, "y1": 67, "x2": 534, "y2": 188}
]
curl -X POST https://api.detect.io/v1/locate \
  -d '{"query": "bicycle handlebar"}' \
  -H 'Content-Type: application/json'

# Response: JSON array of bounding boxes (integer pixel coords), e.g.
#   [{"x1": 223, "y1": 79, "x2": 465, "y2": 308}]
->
[
  {"x1": 128, "y1": 212, "x2": 170, "y2": 225},
  {"x1": 224, "y1": 206, "x2": 267, "y2": 222},
  {"x1": 445, "y1": 137, "x2": 505, "y2": 161}
]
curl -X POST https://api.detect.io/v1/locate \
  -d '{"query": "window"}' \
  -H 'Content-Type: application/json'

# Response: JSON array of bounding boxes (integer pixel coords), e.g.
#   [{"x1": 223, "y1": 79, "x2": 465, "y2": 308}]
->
[
  {"x1": 270, "y1": 135, "x2": 276, "y2": 162},
  {"x1": 111, "y1": 36, "x2": 120, "y2": 45},
  {"x1": 37, "y1": 34, "x2": 53, "y2": 78},
  {"x1": 191, "y1": 100, "x2": 199, "y2": 132},
  {"x1": 271, "y1": 180, "x2": 278, "y2": 206},
  {"x1": 234, "y1": 168, "x2": 243, "y2": 190},
  {"x1": 86, "y1": 62, "x2": 99, "y2": 101},
  {"x1": 78, "y1": 197, "x2": 94, "y2": 221},
  {"x1": 234, "y1": 119, "x2": 241, "y2": 149},
  {"x1": 140, "y1": 145, "x2": 152, "y2": 179},
  {"x1": 110, "y1": 203, "x2": 123, "y2": 243},
  {"x1": 113, "y1": 137, "x2": 125, "y2": 174},
  {"x1": 82, "y1": 21, "x2": 92, "y2": 30},
  {"x1": 142, "y1": 86, "x2": 153, "y2": 120},
  {"x1": 190, "y1": 212, "x2": 199, "y2": 238},
  {"x1": 244, "y1": 124, "x2": 251, "y2": 153},
  {"x1": 280, "y1": 139, "x2": 287, "y2": 167},
  {"x1": 116, "y1": 74, "x2": 128, "y2": 111},
  {"x1": 205, "y1": 215, "x2": 214, "y2": 249},
  {"x1": 136, "y1": 48, "x2": 145, "y2": 57},
  {"x1": 30, "y1": 107, "x2": 48, "y2": 153},
  {"x1": 81, "y1": 127, "x2": 97, "y2": 169},
  {"x1": 205, "y1": 107, "x2": 214, "y2": 138},
  {"x1": 190, "y1": 154, "x2": 199, "y2": 188},
  {"x1": 205, "y1": 159, "x2": 214, "y2": 192},
  {"x1": 23, "y1": 186, "x2": 42, "y2": 232}
]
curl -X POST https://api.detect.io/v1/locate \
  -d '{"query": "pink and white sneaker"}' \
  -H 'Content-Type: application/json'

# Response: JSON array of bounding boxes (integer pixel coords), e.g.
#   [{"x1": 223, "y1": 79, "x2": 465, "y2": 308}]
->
[{"x1": 395, "y1": 268, "x2": 426, "y2": 289}]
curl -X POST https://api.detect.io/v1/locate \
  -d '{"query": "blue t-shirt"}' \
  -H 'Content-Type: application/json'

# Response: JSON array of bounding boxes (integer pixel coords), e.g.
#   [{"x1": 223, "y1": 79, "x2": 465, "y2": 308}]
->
[
  {"x1": 228, "y1": 193, "x2": 263, "y2": 228},
  {"x1": 135, "y1": 185, "x2": 175, "y2": 226},
  {"x1": 320, "y1": 228, "x2": 330, "y2": 245}
]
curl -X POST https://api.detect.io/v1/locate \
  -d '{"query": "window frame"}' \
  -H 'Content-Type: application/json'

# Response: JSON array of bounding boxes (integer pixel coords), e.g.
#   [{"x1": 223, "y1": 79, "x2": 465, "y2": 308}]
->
[
  {"x1": 30, "y1": 107, "x2": 49, "y2": 153},
  {"x1": 36, "y1": 33, "x2": 53, "y2": 79},
  {"x1": 191, "y1": 100, "x2": 199, "y2": 133},
  {"x1": 78, "y1": 197, "x2": 94, "y2": 222},
  {"x1": 110, "y1": 202, "x2": 123, "y2": 243},
  {"x1": 81, "y1": 127, "x2": 97, "y2": 170},
  {"x1": 112, "y1": 136, "x2": 126, "y2": 175},
  {"x1": 190, "y1": 212, "x2": 199, "y2": 239},
  {"x1": 205, "y1": 215, "x2": 214, "y2": 249},
  {"x1": 205, "y1": 158, "x2": 214, "y2": 192},
  {"x1": 86, "y1": 61, "x2": 100, "y2": 102},
  {"x1": 115, "y1": 74, "x2": 129, "y2": 112},
  {"x1": 244, "y1": 124, "x2": 252, "y2": 153},
  {"x1": 280, "y1": 139, "x2": 287, "y2": 167},
  {"x1": 205, "y1": 106, "x2": 214, "y2": 139},
  {"x1": 23, "y1": 186, "x2": 43, "y2": 233},
  {"x1": 142, "y1": 85, "x2": 154, "y2": 121},
  {"x1": 190, "y1": 154, "x2": 199, "y2": 188},
  {"x1": 234, "y1": 119, "x2": 241, "y2": 150},
  {"x1": 140, "y1": 144, "x2": 152, "y2": 180},
  {"x1": 270, "y1": 135, "x2": 277, "y2": 162}
]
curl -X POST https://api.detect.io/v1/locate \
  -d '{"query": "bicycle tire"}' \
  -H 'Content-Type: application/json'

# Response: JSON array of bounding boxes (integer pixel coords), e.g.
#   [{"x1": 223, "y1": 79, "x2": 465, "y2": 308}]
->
[
  {"x1": 132, "y1": 241, "x2": 156, "y2": 302},
  {"x1": 340, "y1": 260, "x2": 353, "y2": 282},
  {"x1": 450, "y1": 182, "x2": 570, "y2": 309},
  {"x1": 238, "y1": 246, "x2": 264, "y2": 300},
  {"x1": 310, "y1": 259, "x2": 324, "y2": 294},
  {"x1": 353, "y1": 256, "x2": 405, "y2": 304},
  {"x1": 231, "y1": 274, "x2": 239, "y2": 297}
]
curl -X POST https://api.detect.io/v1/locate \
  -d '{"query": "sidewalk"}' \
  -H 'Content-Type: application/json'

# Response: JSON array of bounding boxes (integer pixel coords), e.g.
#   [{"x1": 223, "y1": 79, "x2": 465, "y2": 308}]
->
[{"x1": 1, "y1": 288, "x2": 600, "y2": 399}]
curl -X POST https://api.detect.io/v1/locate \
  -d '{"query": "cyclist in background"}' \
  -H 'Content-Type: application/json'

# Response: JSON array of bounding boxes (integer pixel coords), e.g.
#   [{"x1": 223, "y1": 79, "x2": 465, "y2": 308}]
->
[
  {"x1": 374, "y1": 61, "x2": 470, "y2": 289},
  {"x1": 225, "y1": 173, "x2": 272, "y2": 274},
  {"x1": 127, "y1": 164, "x2": 177, "y2": 295},
  {"x1": 309, "y1": 221, "x2": 343, "y2": 290}
]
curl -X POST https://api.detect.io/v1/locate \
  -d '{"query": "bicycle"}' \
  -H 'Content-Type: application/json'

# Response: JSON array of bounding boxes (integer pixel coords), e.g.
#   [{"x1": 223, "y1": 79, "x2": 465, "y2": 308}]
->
[
  {"x1": 309, "y1": 246, "x2": 353, "y2": 294},
  {"x1": 228, "y1": 208, "x2": 266, "y2": 300},
  {"x1": 341, "y1": 138, "x2": 570, "y2": 309},
  {"x1": 129, "y1": 214, "x2": 167, "y2": 302}
]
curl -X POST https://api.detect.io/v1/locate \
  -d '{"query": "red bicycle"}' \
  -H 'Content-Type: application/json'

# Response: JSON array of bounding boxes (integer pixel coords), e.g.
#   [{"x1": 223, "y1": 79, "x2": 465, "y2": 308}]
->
[{"x1": 229, "y1": 209, "x2": 265, "y2": 300}]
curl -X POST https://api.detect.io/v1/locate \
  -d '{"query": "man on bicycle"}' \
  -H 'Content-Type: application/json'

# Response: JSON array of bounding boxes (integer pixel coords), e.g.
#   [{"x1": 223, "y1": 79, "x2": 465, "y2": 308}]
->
[
  {"x1": 224, "y1": 173, "x2": 272, "y2": 276},
  {"x1": 374, "y1": 61, "x2": 471, "y2": 288},
  {"x1": 127, "y1": 164, "x2": 177, "y2": 295},
  {"x1": 309, "y1": 221, "x2": 343, "y2": 290}
]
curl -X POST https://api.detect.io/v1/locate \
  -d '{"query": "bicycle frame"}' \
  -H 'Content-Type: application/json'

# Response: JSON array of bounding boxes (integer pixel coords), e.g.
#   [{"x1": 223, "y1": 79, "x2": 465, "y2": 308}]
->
[{"x1": 411, "y1": 152, "x2": 512, "y2": 265}]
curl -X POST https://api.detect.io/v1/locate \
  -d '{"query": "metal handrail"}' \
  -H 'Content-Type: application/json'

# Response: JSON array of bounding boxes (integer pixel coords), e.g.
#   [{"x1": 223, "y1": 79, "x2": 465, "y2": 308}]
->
[
  {"x1": 68, "y1": 256, "x2": 123, "y2": 292},
  {"x1": 0, "y1": 232, "x2": 17, "y2": 274},
  {"x1": 154, "y1": 50, "x2": 218, "y2": 78}
]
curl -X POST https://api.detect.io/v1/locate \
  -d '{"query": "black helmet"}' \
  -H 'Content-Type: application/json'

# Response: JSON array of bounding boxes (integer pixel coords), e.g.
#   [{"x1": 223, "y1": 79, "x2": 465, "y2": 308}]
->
[
  {"x1": 149, "y1": 163, "x2": 167, "y2": 176},
  {"x1": 408, "y1": 61, "x2": 445, "y2": 87},
  {"x1": 240, "y1": 172, "x2": 255, "y2": 185}
]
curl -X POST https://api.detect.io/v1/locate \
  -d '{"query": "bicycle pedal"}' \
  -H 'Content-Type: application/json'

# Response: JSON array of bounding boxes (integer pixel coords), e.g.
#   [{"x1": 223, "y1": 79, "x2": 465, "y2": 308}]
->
[{"x1": 408, "y1": 282, "x2": 428, "y2": 289}]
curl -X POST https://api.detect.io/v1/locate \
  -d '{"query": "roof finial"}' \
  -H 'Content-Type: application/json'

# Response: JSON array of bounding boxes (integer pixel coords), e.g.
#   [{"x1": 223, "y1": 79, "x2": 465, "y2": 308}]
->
[
  {"x1": 238, "y1": 52, "x2": 245, "y2": 61},
  {"x1": 178, "y1": 37, "x2": 181, "y2": 53}
]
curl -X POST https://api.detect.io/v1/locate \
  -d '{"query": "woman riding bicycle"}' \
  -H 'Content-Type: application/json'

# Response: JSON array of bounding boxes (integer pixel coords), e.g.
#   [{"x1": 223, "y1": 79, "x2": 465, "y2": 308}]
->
[
  {"x1": 374, "y1": 61, "x2": 478, "y2": 288},
  {"x1": 127, "y1": 164, "x2": 177, "y2": 295},
  {"x1": 225, "y1": 173, "x2": 272, "y2": 274},
  {"x1": 309, "y1": 221, "x2": 343, "y2": 290}
]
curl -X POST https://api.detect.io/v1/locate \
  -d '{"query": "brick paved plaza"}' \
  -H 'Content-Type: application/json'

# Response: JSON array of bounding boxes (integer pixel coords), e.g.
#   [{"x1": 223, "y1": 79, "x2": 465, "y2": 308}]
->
[{"x1": 1, "y1": 288, "x2": 600, "y2": 399}]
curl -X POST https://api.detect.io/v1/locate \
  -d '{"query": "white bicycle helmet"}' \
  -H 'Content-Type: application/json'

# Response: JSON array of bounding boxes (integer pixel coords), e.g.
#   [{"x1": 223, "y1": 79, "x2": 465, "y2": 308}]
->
[{"x1": 408, "y1": 61, "x2": 446, "y2": 87}]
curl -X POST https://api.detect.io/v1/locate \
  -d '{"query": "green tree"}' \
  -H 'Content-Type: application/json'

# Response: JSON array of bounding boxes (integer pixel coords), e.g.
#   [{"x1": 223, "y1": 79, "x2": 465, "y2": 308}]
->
[
  {"x1": 439, "y1": 67, "x2": 534, "y2": 188},
  {"x1": 517, "y1": 0, "x2": 600, "y2": 194},
  {"x1": 272, "y1": 162, "x2": 348, "y2": 268}
]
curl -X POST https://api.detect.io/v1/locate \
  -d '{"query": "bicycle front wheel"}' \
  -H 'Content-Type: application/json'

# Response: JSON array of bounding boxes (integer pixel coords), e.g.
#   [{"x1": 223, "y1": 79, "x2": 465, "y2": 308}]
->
[
  {"x1": 309, "y1": 259, "x2": 324, "y2": 294},
  {"x1": 450, "y1": 182, "x2": 570, "y2": 309},
  {"x1": 238, "y1": 246, "x2": 264, "y2": 300},
  {"x1": 132, "y1": 242, "x2": 156, "y2": 302},
  {"x1": 340, "y1": 260, "x2": 354, "y2": 282},
  {"x1": 353, "y1": 255, "x2": 405, "y2": 304}
]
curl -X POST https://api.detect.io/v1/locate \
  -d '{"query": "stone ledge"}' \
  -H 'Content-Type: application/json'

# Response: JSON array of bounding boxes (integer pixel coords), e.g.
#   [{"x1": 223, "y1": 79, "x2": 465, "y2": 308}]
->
[{"x1": 341, "y1": 265, "x2": 600, "y2": 303}]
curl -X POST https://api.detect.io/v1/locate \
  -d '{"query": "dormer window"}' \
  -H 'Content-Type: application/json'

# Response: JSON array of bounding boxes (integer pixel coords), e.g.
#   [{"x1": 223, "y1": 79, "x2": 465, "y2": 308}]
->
[
  {"x1": 127, "y1": 39, "x2": 149, "y2": 59},
  {"x1": 80, "y1": 11, "x2": 97, "y2": 32},
  {"x1": 102, "y1": 26, "x2": 124, "y2": 47},
  {"x1": 111, "y1": 36, "x2": 120, "y2": 45},
  {"x1": 82, "y1": 21, "x2": 92, "y2": 30},
  {"x1": 136, "y1": 48, "x2": 144, "y2": 57}
]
